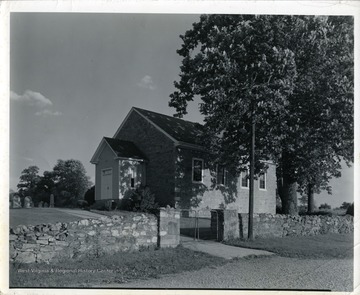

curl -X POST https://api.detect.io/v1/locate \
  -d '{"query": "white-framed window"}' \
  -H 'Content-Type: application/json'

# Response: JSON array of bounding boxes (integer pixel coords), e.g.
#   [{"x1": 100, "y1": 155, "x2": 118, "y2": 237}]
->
[
  {"x1": 192, "y1": 158, "x2": 204, "y2": 183},
  {"x1": 217, "y1": 165, "x2": 228, "y2": 186},
  {"x1": 241, "y1": 169, "x2": 249, "y2": 188},
  {"x1": 259, "y1": 172, "x2": 266, "y2": 190},
  {"x1": 129, "y1": 165, "x2": 137, "y2": 188}
]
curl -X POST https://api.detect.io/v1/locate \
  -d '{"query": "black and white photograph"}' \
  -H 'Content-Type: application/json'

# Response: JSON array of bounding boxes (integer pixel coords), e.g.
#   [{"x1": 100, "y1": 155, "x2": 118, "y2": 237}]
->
[{"x1": 2, "y1": 1, "x2": 358, "y2": 293}]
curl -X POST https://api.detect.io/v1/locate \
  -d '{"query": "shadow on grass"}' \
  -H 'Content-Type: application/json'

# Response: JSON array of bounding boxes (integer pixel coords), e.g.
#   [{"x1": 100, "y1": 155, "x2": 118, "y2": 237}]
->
[
  {"x1": 224, "y1": 233, "x2": 354, "y2": 259},
  {"x1": 10, "y1": 246, "x2": 228, "y2": 288}
]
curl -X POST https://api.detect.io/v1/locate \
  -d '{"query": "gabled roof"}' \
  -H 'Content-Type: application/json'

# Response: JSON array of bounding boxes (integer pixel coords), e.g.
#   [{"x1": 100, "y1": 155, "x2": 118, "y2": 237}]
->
[
  {"x1": 90, "y1": 137, "x2": 146, "y2": 164},
  {"x1": 133, "y1": 107, "x2": 204, "y2": 146},
  {"x1": 114, "y1": 107, "x2": 204, "y2": 148},
  {"x1": 104, "y1": 137, "x2": 146, "y2": 160}
]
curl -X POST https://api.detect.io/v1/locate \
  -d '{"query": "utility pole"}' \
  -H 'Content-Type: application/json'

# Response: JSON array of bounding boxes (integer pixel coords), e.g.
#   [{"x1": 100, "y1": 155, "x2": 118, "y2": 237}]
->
[{"x1": 248, "y1": 100, "x2": 255, "y2": 240}]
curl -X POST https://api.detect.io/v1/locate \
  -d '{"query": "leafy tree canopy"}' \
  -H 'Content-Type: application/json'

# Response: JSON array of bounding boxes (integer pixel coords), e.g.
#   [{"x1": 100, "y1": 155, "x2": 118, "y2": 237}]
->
[
  {"x1": 170, "y1": 15, "x2": 353, "y2": 214},
  {"x1": 17, "y1": 165, "x2": 40, "y2": 198},
  {"x1": 52, "y1": 159, "x2": 92, "y2": 207},
  {"x1": 340, "y1": 202, "x2": 351, "y2": 210}
]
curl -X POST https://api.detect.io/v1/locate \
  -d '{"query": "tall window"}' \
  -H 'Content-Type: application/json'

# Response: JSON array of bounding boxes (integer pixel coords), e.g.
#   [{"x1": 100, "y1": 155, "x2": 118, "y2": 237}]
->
[
  {"x1": 217, "y1": 165, "x2": 227, "y2": 186},
  {"x1": 192, "y1": 158, "x2": 203, "y2": 183},
  {"x1": 129, "y1": 165, "x2": 136, "y2": 188},
  {"x1": 241, "y1": 170, "x2": 249, "y2": 188},
  {"x1": 259, "y1": 172, "x2": 266, "y2": 190}
]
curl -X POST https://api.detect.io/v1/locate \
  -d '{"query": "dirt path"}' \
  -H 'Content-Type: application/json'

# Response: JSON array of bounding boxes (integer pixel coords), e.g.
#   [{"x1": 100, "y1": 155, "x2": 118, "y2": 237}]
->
[{"x1": 104, "y1": 256, "x2": 353, "y2": 291}]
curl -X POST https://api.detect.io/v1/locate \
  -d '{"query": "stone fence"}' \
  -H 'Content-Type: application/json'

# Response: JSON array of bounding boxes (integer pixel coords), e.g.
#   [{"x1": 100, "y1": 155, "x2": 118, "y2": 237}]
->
[
  {"x1": 212, "y1": 210, "x2": 354, "y2": 241},
  {"x1": 238, "y1": 213, "x2": 354, "y2": 239},
  {"x1": 10, "y1": 208, "x2": 180, "y2": 264}
]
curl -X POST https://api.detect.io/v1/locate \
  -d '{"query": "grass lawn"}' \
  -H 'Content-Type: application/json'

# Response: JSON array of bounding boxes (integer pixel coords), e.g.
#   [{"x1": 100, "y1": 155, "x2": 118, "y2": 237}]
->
[
  {"x1": 224, "y1": 233, "x2": 353, "y2": 259},
  {"x1": 10, "y1": 246, "x2": 227, "y2": 288},
  {"x1": 10, "y1": 208, "x2": 83, "y2": 227}
]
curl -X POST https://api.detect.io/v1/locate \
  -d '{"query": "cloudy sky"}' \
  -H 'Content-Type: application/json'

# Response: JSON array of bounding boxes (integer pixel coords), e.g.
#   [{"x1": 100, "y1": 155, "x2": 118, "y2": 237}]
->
[{"x1": 10, "y1": 13, "x2": 354, "y2": 208}]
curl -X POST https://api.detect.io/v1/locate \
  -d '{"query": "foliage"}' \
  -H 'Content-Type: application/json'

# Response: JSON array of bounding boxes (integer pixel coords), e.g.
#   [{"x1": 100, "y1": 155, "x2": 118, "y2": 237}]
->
[
  {"x1": 340, "y1": 202, "x2": 351, "y2": 210},
  {"x1": 84, "y1": 186, "x2": 95, "y2": 206},
  {"x1": 15, "y1": 160, "x2": 92, "y2": 207},
  {"x1": 52, "y1": 159, "x2": 92, "y2": 207},
  {"x1": 17, "y1": 166, "x2": 40, "y2": 199},
  {"x1": 121, "y1": 186, "x2": 159, "y2": 213},
  {"x1": 170, "y1": 15, "x2": 353, "y2": 214},
  {"x1": 76, "y1": 200, "x2": 89, "y2": 209},
  {"x1": 9, "y1": 190, "x2": 16, "y2": 203},
  {"x1": 346, "y1": 203, "x2": 354, "y2": 216},
  {"x1": 33, "y1": 170, "x2": 56, "y2": 205},
  {"x1": 319, "y1": 203, "x2": 331, "y2": 210},
  {"x1": 298, "y1": 210, "x2": 333, "y2": 217}
]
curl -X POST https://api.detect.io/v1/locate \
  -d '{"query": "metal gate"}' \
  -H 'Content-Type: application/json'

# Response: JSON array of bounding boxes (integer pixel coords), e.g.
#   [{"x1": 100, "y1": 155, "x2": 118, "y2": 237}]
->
[{"x1": 180, "y1": 209, "x2": 219, "y2": 241}]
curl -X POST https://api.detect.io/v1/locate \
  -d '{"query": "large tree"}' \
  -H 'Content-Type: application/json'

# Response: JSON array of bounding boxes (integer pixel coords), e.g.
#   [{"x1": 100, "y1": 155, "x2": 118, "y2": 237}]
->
[
  {"x1": 278, "y1": 16, "x2": 353, "y2": 213},
  {"x1": 169, "y1": 15, "x2": 353, "y2": 214},
  {"x1": 17, "y1": 165, "x2": 40, "y2": 198},
  {"x1": 52, "y1": 159, "x2": 91, "y2": 207},
  {"x1": 34, "y1": 170, "x2": 57, "y2": 205}
]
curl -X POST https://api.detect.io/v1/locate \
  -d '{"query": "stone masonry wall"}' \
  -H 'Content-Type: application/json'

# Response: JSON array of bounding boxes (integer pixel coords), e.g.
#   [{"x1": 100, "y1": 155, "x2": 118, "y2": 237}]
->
[
  {"x1": 10, "y1": 211, "x2": 166, "y2": 264},
  {"x1": 238, "y1": 213, "x2": 354, "y2": 239}
]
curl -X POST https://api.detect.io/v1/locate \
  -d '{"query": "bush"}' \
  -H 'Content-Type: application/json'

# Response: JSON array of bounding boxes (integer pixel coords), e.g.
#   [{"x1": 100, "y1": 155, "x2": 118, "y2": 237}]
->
[
  {"x1": 346, "y1": 203, "x2": 354, "y2": 216},
  {"x1": 340, "y1": 202, "x2": 351, "y2": 210},
  {"x1": 77, "y1": 200, "x2": 89, "y2": 209},
  {"x1": 84, "y1": 186, "x2": 95, "y2": 206},
  {"x1": 120, "y1": 186, "x2": 158, "y2": 213},
  {"x1": 319, "y1": 203, "x2": 331, "y2": 210},
  {"x1": 299, "y1": 210, "x2": 333, "y2": 216}
]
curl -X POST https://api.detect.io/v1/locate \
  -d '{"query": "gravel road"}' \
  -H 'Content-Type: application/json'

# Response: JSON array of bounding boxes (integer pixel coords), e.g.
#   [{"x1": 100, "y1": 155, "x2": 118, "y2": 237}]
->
[{"x1": 116, "y1": 256, "x2": 353, "y2": 291}]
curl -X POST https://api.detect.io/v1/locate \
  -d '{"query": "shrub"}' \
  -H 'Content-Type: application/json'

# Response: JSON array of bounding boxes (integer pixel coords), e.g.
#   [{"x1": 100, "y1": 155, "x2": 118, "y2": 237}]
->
[
  {"x1": 299, "y1": 210, "x2": 333, "y2": 216},
  {"x1": 77, "y1": 199, "x2": 89, "y2": 209},
  {"x1": 340, "y1": 202, "x2": 351, "y2": 210},
  {"x1": 84, "y1": 186, "x2": 95, "y2": 206},
  {"x1": 346, "y1": 203, "x2": 354, "y2": 216},
  {"x1": 319, "y1": 203, "x2": 331, "y2": 210},
  {"x1": 120, "y1": 186, "x2": 158, "y2": 213}
]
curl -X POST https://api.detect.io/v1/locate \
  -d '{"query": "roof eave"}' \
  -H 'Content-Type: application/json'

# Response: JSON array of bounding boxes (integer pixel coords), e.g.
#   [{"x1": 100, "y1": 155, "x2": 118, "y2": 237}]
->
[
  {"x1": 90, "y1": 137, "x2": 118, "y2": 164},
  {"x1": 115, "y1": 156, "x2": 147, "y2": 162},
  {"x1": 175, "y1": 141, "x2": 205, "y2": 151}
]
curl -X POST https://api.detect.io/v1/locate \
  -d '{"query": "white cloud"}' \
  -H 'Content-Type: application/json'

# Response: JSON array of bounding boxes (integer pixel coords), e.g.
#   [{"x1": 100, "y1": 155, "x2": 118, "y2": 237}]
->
[
  {"x1": 137, "y1": 75, "x2": 157, "y2": 90},
  {"x1": 23, "y1": 157, "x2": 34, "y2": 162},
  {"x1": 10, "y1": 90, "x2": 53, "y2": 108},
  {"x1": 35, "y1": 109, "x2": 62, "y2": 117}
]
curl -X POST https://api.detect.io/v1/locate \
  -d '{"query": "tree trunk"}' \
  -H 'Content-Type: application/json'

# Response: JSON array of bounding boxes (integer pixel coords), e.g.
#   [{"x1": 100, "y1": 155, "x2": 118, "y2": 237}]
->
[
  {"x1": 278, "y1": 152, "x2": 298, "y2": 215},
  {"x1": 282, "y1": 175, "x2": 298, "y2": 215},
  {"x1": 307, "y1": 183, "x2": 315, "y2": 213}
]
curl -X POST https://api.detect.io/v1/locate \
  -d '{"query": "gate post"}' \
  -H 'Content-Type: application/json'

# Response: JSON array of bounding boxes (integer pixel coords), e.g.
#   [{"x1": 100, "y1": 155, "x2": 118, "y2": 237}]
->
[
  {"x1": 212, "y1": 209, "x2": 240, "y2": 241},
  {"x1": 223, "y1": 209, "x2": 240, "y2": 240},
  {"x1": 158, "y1": 207, "x2": 180, "y2": 248}
]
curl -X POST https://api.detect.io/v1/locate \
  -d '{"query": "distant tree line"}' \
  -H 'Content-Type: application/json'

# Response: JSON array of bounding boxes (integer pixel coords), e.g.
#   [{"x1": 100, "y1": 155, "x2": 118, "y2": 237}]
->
[{"x1": 13, "y1": 159, "x2": 92, "y2": 208}]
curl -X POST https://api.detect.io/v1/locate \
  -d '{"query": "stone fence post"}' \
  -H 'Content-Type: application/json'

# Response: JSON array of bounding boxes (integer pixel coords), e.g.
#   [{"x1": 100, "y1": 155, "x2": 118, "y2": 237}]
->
[
  {"x1": 158, "y1": 207, "x2": 180, "y2": 248},
  {"x1": 211, "y1": 209, "x2": 239, "y2": 241},
  {"x1": 223, "y1": 209, "x2": 240, "y2": 240}
]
